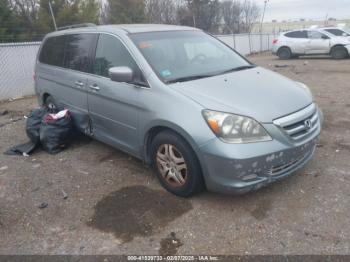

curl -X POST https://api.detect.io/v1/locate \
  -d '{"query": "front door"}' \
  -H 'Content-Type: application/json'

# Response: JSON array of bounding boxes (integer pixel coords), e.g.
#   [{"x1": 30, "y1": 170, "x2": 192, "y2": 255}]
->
[
  {"x1": 86, "y1": 34, "x2": 143, "y2": 156},
  {"x1": 305, "y1": 31, "x2": 331, "y2": 54}
]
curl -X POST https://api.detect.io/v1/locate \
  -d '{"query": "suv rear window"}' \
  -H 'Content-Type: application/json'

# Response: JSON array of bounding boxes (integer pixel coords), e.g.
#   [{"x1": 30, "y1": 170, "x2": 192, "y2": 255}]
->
[
  {"x1": 39, "y1": 35, "x2": 66, "y2": 67},
  {"x1": 284, "y1": 31, "x2": 308, "y2": 38}
]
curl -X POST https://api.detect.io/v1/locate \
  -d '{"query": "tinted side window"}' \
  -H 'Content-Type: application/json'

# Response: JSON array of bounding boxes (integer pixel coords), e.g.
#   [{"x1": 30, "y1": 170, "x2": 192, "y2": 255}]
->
[
  {"x1": 325, "y1": 29, "x2": 349, "y2": 36},
  {"x1": 93, "y1": 34, "x2": 138, "y2": 78},
  {"x1": 285, "y1": 31, "x2": 308, "y2": 38},
  {"x1": 39, "y1": 36, "x2": 66, "y2": 66},
  {"x1": 64, "y1": 34, "x2": 95, "y2": 73},
  {"x1": 307, "y1": 31, "x2": 327, "y2": 39}
]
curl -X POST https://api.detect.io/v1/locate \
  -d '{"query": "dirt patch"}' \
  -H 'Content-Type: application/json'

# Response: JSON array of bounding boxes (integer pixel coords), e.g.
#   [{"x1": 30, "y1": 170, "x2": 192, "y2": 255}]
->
[
  {"x1": 159, "y1": 232, "x2": 183, "y2": 256},
  {"x1": 334, "y1": 141, "x2": 350, "y2": 152},
  {"x1": 87, "y1": 186, "x2": 192, "y2": 243},
  {"x1": 249, "y1": 197, "x2": 272, "y2": 220}
]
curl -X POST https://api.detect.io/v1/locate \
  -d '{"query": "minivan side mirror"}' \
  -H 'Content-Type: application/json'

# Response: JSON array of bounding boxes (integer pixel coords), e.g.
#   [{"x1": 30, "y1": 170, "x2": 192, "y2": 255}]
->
[{"x1": 109, "y1": 66, "x2": 133, "y2": 83}]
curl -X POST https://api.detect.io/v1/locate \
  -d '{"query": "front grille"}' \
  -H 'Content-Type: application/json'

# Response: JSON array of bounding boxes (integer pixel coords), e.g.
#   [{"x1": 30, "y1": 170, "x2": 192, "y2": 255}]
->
[{"x1": 273, "y1": 103, "x2": 319, "y2": 141}]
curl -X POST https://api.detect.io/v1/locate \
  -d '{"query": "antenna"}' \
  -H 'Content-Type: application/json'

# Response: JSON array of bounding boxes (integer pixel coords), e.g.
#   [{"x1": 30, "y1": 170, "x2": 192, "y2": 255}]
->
[{"x1": 48, "y1": 0, "x2": 57, "y2": 31}]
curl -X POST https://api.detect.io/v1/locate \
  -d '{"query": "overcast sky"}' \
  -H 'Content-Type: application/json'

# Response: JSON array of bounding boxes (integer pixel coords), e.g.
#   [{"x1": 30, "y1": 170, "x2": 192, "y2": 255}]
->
[{"x1": 256, "y1": 0, "x2": 350, "y2": 22}]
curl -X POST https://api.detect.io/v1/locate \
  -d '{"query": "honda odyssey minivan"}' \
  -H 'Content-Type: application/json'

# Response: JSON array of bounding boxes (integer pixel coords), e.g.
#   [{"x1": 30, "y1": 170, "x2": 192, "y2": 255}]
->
[{"x1": 35, "y1": 24, "x2": 322, "y2": 197}]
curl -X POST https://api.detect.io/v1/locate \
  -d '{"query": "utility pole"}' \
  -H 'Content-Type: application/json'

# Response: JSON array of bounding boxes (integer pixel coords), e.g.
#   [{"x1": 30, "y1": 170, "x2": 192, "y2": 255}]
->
[
  {"x1": 260, "y1": 0, "x2": 269, "y2": 52},
  {"x1": 48, "y1": 0, "x2": 57, "y2": 31}
]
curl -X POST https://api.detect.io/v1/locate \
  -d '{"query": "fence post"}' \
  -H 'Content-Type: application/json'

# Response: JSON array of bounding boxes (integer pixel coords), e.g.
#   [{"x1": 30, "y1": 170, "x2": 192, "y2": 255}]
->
[
  {"x1": 248, "y1": 33, "x2": 252, "y2": 54},
  {"x1": 233, "y1": 34, "x2": 236, "y2": 49}
]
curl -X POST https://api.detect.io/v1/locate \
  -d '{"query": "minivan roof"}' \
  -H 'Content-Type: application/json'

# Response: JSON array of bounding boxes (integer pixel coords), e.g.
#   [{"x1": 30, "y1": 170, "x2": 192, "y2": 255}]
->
[{"x1": 46, "y1": 24, "x2": 199, "y2": 38}]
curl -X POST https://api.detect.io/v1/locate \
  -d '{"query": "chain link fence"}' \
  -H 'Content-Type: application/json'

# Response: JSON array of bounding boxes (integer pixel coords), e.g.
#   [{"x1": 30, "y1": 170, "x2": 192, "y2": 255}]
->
[
  {"x1": 0, "y1": 42, "x2": 41, "y2": 101},
  {"x1": 0, "y1": 33, "x2": 275, "y2": 101}
]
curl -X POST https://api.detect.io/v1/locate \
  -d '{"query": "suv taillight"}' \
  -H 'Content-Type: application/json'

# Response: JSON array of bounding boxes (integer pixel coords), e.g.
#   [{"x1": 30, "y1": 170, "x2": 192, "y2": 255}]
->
[{"x1": 272, "y1": 39, "x2": 278, "y2": 44}]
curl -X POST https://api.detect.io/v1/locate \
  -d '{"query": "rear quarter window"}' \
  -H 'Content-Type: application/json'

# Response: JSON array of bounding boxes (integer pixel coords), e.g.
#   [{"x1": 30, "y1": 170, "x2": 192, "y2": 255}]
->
[
  {"x1": 39, "y1": 36, "x2": 66, "y2": 67},
  {"x1": 284, "y1": 31, "x2": 308, "y2": 38}
]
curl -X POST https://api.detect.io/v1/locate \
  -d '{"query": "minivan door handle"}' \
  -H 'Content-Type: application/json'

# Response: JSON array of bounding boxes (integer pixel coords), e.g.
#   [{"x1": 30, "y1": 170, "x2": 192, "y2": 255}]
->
[
  {"x1": 75, "y1": 81, "x2": 84, "y2": 87},
  {"x1": 89, "y1": 84, "x2": 100, "y2": 91}
]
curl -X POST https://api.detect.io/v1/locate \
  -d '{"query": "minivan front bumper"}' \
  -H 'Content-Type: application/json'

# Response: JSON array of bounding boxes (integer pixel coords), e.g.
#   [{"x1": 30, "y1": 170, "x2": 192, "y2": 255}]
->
[{"x1": 198, "y1": 107, "x2": 322, "y2": 194}]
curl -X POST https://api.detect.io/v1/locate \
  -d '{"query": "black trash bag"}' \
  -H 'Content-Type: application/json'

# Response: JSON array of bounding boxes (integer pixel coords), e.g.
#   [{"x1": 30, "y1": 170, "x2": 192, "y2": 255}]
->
[
  {"x1": 26, "y1": 108, "x2": 49, "y2": 144},
  {"x1": 39, "y1": 109, "x2": 73, "y2": 154}
]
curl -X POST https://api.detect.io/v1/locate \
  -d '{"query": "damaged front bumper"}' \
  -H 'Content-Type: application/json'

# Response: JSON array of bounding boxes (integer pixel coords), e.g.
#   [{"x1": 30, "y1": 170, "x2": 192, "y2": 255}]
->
[{"x1": 198, "y1": 106, "x2": 322, "y2": 194}]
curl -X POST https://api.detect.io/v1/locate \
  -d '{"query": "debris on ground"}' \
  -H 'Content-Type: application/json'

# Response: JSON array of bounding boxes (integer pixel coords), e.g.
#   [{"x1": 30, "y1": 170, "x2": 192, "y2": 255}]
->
[
  {"x1": 0, "y1": 166, "x2": 8, "y2": 171},
  {"x1": 4, "y1": 108, "x2": 73, "y2": 156},
  {"x1": 38, "y1": 202, "x2": 48, "y2": 209},
  {"x1": 274, "y1": 64, "x2": 291, "y2": 68},
  {"x1": 61, "y1": 189, "x2": 68, "y2": 200},
  {"x1": 159, "y1": 232, "x2": 183, "y2": 256}
]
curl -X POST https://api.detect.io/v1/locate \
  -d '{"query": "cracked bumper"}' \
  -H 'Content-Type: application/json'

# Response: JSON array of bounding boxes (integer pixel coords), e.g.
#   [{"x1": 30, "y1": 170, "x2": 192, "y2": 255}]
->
[{"x1": 198, "y1": 117, "x2": 321, "y2": 195}]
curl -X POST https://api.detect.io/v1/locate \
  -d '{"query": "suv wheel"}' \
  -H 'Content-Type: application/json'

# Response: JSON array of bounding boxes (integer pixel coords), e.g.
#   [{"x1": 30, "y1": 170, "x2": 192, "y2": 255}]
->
[
  {"x1": 150, "y1": 131, "x2": 205, "y2": 197},
  {"x1": 331, "y1": 46, "x2": 348, "y2": 60},
  {"x1": 277, "y1": 47, "x2": 292, "y2": 60}
]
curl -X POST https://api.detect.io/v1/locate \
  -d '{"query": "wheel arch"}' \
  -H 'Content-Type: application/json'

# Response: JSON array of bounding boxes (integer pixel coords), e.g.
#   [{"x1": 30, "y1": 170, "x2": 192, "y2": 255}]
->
[
  {"x1": 277, "y1": 46, "x2": 292, "y2": 54},
  {"x1": 330, "y1": 44, "x2": 347, "y2": 52},
  {"x1": 142, "y1": 121, "x2": 202, "y2": 167}
]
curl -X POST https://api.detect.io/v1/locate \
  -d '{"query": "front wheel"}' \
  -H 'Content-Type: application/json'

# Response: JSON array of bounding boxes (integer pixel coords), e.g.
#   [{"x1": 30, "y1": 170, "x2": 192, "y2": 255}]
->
[
  {"x1": 331, "y1": 46, "x2": 348, "y2": 59},
  {"x1": 150, "y1": 131, "x2": 205, "y2": 197}
]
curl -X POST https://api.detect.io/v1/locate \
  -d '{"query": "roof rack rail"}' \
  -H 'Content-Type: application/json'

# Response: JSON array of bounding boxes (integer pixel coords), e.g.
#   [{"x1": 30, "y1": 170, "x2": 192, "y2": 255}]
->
[{"x1": 57, "y1": 23, "x2": 96, "y2": 31}]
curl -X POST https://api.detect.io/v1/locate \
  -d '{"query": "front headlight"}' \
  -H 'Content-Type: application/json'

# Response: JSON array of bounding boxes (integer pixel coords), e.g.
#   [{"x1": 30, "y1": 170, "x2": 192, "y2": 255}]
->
[{"x1": 202, "y1": 110, "x2": 272, "y2": 143}]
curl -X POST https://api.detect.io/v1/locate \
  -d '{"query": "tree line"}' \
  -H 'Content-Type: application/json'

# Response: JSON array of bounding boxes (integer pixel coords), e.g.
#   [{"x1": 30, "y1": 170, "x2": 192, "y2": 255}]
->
[{"x1": 0, "y1": 0, "x2": 260, "y2": 42}]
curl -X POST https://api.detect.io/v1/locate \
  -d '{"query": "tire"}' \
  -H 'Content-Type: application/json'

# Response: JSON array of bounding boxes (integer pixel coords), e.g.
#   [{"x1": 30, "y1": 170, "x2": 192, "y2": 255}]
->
[
  {"x1": 331, "y1": 46, "x2": 348, "y2": 60},
  {"x1": 277, "y1": 47, "x2": 292, "y2": 60},
  {"x1": 150, "y1": 130, "x2": 205, "y2": 197},
  {"x1": 44, "y1": 95, "x2": 58, "y2": 112}
]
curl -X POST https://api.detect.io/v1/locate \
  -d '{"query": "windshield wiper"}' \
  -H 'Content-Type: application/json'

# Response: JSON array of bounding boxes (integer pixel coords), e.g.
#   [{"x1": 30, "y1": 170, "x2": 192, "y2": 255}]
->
[
  {"x1": 218, "y1": 65, "x2": 256, "y2": 75},
  {"x1": 166, "y1": 74, "x2": 215, "y2": 84},
  {"x1": 165, "y1": 65, "x2": 256, "y2": 84}
]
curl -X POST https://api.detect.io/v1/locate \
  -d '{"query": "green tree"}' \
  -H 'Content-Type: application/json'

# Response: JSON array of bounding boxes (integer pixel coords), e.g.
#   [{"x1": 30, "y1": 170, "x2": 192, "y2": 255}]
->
[
  {"x1": 107, "y1": 0, "x2": 146, "y2": 24},
  {"x1": 0, "y1": 0, "x2": 16, "y2": 41},
  {"x1": 36, "y1": 0, "x2": 99, "y2": 34}
]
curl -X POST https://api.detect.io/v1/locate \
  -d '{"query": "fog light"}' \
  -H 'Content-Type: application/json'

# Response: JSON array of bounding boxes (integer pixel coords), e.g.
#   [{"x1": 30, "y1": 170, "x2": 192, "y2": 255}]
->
[{"x1": 242, "y1": 174, "x2": 258, "y2": 181}]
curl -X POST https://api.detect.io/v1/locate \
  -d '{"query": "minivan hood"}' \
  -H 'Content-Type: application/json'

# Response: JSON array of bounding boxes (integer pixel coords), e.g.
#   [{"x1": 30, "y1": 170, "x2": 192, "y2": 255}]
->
[{"x1": 170, "y1": 67, "x2": 313, "y2": 123}]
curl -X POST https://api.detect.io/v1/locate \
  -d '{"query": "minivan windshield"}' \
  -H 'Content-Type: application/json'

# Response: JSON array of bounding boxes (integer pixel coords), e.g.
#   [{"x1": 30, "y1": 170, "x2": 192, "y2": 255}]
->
[{"x1": 129, "y1": 31, "x2": 253, "y2": 84}]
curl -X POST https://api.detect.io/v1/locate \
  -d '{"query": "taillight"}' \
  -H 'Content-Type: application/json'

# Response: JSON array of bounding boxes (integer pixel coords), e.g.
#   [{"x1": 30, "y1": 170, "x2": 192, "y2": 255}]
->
[
  {"x1": 33, "y1": 73, "x2": 36, "y2": 82},
  {"x1": 272, "y1": 39, "x2": 278, "y2": 44}
]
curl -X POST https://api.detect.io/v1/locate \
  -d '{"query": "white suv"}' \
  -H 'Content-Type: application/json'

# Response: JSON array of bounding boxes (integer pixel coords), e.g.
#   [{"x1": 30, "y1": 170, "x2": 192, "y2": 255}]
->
[{"x1": 272, "y1": 29, "x2": 350, "y2": 59}]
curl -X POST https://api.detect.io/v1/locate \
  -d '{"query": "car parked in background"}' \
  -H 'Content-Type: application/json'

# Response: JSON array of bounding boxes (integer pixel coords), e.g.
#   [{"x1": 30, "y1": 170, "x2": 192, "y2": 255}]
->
[
  {"x1": 272, "y1": 28, "x2": 350, "y2": 59},
  {"x1": 35, "y1": 24, "x2": 322, "y2": 197}
]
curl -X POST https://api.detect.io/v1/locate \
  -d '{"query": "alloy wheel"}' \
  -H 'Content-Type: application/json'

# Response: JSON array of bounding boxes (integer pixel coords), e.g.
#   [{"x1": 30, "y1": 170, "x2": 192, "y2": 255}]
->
[{"x1": 156, "y1": 144, "x2": 188, "y2": 187}]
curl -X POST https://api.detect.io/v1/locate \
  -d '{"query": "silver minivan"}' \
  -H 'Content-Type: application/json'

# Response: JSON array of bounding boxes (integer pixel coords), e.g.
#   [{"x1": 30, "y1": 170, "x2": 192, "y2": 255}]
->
[{"x1": 35, "y1": 24, "x2": 322, "y2": 197}]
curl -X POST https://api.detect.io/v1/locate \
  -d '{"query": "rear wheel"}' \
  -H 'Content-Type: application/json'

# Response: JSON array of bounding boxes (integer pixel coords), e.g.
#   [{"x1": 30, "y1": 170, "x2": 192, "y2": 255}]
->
[
  {"x1": 44, "y1": 95, "x2": 57, "y2": 112},
  {"x1": 150, "y1": 131, "x2": 205, "y2": 197},
  {"x1": 277, "y1": 47, "x2": 292, "y2": 60},
  {"x1": 331, "y1": 46, "x2": 348, "y2": 59}
]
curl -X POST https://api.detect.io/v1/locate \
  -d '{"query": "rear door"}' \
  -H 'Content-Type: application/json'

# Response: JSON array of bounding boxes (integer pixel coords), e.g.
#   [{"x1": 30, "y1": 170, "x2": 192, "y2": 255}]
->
[
  {"x1": 305, "y1": 31, "x2": 331, "y2": 54},
  {"x1": 53, "y1": 33, "x2": 97, "y2": 132},
  {"x1": 86, "y1": 33, "x2": 145, "y2": 156},
  {"x1": 284, "y1": 30, "x2": 309, "y2": 54}
]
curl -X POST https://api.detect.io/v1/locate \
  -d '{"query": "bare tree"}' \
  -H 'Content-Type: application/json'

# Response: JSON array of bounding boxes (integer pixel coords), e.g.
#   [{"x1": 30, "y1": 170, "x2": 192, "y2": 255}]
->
[
  {"x1": 8, "y1": 0, "x2": 39, "y2": 29},
  {"x1": 145, "y1": 0, "x2": 182, "y2": 24},
  {"x1": 221, "y1": 0, "x2": 242, "y2": 34},
  {"x1": 240, "y1": 0, "x2": 260, "y2": 33}
]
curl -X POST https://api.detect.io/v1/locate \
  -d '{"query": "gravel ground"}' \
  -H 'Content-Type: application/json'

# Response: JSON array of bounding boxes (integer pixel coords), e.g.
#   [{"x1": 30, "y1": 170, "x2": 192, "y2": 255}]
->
[{"x1": 0, "y1": 53, "x2": 349, "y2": 255}]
